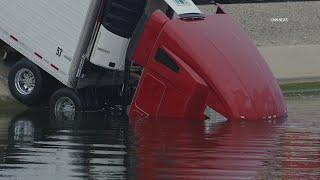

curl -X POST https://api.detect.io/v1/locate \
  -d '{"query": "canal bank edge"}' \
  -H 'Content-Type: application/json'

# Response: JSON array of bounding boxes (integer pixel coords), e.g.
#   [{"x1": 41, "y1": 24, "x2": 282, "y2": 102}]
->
[
  {"x1": 0, "y1": 76, "x2": 25, "y2": 108},
  {"x1": 280, "y1": 82, "x2": 320, "y2": 95},
  {"x1": 0, "y1": 74, "x2": 319, "y2": 105},
  {"x1": 0, "y1": 74, "x2": 13, "y2": 101}
]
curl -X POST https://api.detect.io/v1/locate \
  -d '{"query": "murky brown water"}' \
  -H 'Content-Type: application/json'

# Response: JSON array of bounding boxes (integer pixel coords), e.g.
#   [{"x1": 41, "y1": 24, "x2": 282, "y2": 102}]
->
[{"x1": 0, "y1": 94, "x2": 319, "y2": 179}]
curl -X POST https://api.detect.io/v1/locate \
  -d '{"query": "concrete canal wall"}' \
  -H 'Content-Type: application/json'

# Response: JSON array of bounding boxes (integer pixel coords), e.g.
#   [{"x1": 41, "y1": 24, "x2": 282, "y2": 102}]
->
[
  {"x1": 0, "y1": 61, "x2": 11, "y2": 100},
  {"x1": 199, "y1": 1, "x2": 320, "y2": 83},
  {"x1": 0, "y1": 79, "x2": 10, "y2": 99},
  {"x1": 259, "y1": 45, "x2": 320, "y2": 83}
]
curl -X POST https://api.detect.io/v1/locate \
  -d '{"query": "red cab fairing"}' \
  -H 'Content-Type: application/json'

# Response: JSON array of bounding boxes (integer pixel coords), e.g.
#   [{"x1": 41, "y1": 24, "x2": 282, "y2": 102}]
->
[{"x1": 130, "y1": 11, "x2": 287, "y2": 121}]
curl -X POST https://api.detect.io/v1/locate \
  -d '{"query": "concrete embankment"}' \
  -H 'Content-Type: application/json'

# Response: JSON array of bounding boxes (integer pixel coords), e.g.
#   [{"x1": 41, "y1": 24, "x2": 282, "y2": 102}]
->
[
  {"x1": 199, "y1": 1, "x2": 320, "y2": 83},
  {"x1": 0, "y1": 59, "x2": 12, "y2": 101},
  {"x1": 0, "y1": 73, "x2": 11, "y2": 101},
  {"x1": 259, "y1": 45, "x2": 320, "y2": 83}
]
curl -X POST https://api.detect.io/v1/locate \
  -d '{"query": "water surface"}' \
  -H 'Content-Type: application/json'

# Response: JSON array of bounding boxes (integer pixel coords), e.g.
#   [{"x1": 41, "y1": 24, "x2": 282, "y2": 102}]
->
[{"x1": 0, "y1": 95, "x2": 319, "y2": 179}]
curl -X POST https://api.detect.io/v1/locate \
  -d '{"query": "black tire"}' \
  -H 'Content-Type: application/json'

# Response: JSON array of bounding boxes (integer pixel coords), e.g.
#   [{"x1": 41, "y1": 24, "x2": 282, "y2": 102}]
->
[
  {"x1": 8, "y1": 59, "x2": 46, "y2": 106},
  {"x1": 49, "y1": 88, "x2": 85, "y2": 117}
]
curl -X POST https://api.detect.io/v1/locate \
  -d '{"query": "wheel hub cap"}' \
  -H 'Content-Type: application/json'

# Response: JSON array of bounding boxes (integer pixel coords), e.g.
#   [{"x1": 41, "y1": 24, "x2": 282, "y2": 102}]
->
[
  {"x1": 54, "y1": 97, "x2": 76, "y2": 118},
  {"x1": 14, "y1": 68, "x2": 35, "y2": 95}
]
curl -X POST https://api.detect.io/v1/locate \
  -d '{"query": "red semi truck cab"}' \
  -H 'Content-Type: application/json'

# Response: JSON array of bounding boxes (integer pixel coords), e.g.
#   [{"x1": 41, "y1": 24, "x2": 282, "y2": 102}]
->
[{"x1": 129, "y1": 5, "x2": 287, "y2": 121}]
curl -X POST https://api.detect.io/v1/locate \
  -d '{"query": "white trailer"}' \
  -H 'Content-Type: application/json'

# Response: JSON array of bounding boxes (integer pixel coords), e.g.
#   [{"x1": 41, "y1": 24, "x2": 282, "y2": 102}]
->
[
  {"x1": 0, "y1": 0, "x2": 147, "y2": 110},
  {"x1": 0, "y1": 0, "x2": 202, "y2": 114}
]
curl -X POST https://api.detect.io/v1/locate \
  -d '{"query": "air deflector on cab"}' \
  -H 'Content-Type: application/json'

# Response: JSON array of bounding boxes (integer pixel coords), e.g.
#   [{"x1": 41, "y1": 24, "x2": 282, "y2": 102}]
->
[{"x1": 129, "y1": 5, "x2": 287, "y2": 121}]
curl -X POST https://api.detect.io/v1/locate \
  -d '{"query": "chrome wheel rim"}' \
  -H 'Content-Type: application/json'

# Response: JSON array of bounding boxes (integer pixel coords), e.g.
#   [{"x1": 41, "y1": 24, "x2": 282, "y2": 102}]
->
[
  {"x1": 54, "y1": 97, "x2": 76, "y2": 117},
  {"x1": 14, "y1": 68, "x2": 35, "y2": 95}
]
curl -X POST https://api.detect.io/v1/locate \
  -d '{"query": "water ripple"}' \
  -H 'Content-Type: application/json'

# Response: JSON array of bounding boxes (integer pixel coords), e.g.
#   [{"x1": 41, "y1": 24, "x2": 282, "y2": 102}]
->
[{"x1": 0, "y1": 95, "x2": 318, "y2": 179}]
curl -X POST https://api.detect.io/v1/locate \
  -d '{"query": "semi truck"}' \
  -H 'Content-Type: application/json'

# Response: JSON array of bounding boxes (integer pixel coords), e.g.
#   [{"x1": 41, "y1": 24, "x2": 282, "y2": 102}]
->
[{"x1": 0, "y1": 0, "x2": 287, "y2": 121}]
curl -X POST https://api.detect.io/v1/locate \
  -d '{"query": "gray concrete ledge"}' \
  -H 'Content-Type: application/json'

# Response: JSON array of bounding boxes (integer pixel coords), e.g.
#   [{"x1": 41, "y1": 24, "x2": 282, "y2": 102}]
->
[
  {"x1": 0, "y1": 77, "x2": 12, "y2": 100},
  {"x1": 199, "y1": 1, "x2": 320, "y2": 46},
  {"x1": 199, "y1": 3, "x2": 320, "y2": 83},
  {"x1": 0, "y1": 62, "x2": 12, "y2": 100},
  {"x1": 259, "y1": 45, "x2": 320, "y2": 83}
]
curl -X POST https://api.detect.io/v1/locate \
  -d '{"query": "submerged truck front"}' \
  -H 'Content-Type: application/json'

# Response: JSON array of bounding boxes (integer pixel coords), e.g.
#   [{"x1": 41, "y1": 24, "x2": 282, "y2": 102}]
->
[{"x1": 129, "y1": 2, "x2": 287, "y2": 121}]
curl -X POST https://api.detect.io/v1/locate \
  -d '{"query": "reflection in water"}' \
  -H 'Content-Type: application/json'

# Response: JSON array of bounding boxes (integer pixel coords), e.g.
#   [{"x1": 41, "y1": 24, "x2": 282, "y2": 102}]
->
[
  {"x1": 1, "y1": 110, "x2": 129, "y2": 180},
  {"x1": 131, "y1": 118, "x2": 286, "y2": 179},
  {"x1": 0, "y1": 94, "x2": 319, "y2": 179}
]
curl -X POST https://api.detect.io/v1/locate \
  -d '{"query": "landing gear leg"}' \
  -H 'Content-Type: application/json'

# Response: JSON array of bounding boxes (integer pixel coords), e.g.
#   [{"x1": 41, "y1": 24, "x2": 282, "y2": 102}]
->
[{"x1": 121, "y1": 58, "x2": 131, "y2": 115}]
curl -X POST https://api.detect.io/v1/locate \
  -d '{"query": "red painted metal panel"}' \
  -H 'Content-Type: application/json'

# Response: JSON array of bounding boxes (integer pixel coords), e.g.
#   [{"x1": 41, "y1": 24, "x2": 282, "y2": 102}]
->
[
  {"x1": 132, "y1": 11, "x2": 169, "y2": 67},
  {"x1": 130, "y1": 11, "x2": 287, "y2": 121}
]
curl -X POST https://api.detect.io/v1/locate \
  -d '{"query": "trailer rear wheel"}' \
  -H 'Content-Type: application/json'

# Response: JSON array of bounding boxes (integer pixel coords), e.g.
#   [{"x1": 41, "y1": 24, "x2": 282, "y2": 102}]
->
[
  {"x1": 50, "y1": 88, "x2": 84, "y2": 118},
  {"x1": 8, "y1": 59, "x2": 45, "y2": 105}
]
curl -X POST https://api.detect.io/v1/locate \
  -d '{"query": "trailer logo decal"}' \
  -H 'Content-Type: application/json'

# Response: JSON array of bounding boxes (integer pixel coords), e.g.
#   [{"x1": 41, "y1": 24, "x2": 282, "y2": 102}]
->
[{"x1": 56, "y1": 47, "x2": 63, "y2": 57}]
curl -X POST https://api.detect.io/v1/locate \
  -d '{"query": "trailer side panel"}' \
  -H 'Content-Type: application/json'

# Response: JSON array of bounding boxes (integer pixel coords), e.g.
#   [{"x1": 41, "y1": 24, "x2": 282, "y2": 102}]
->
[{"x1": 0, "y1": 0, "x2": 92, "y2": 86}]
